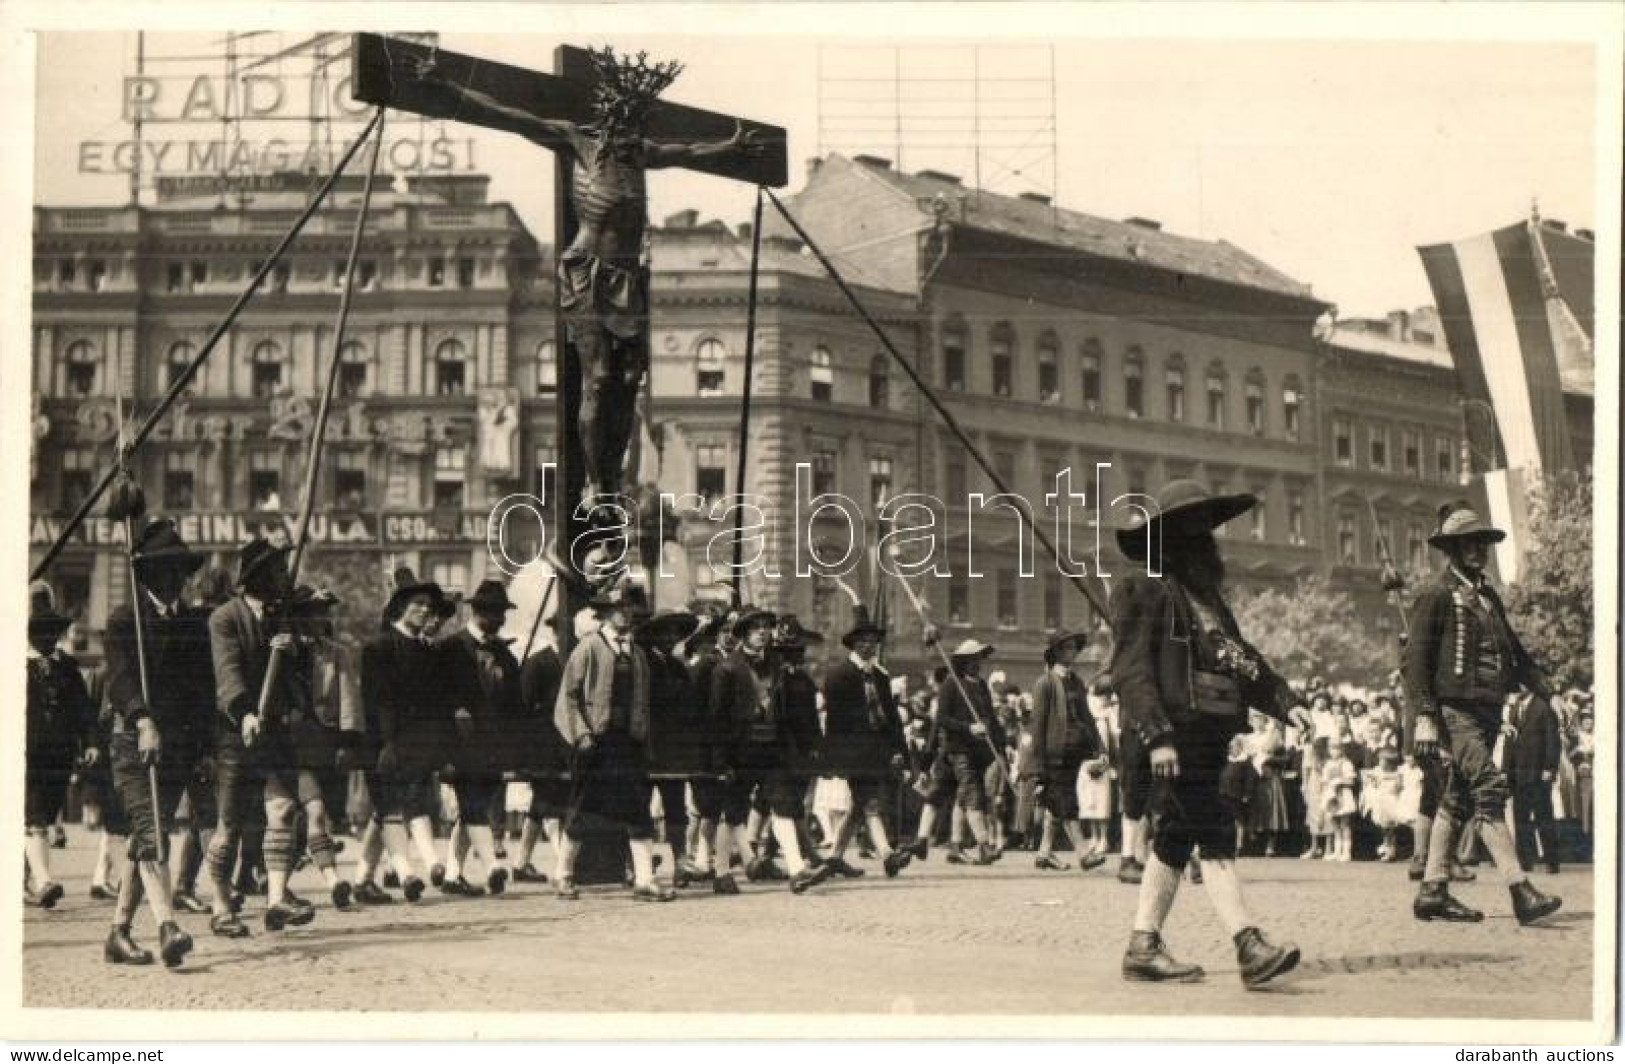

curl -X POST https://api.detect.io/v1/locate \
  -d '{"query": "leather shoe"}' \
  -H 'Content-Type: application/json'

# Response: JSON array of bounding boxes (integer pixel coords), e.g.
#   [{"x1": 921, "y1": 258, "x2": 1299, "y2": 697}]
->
[
  {"x1": 745, "y1": 856, "x2": 777, "y2": 882},
  {"x1": 1511, "y1": 880, "x2": 1561, "y2": 926},
  {"x1": 712, "y1": 873, "x2": 741, "y2": 896},
  {"x1": 158, "y1": 920, "x2": 194, "y2": 968},
  {"x1": 441, "y1": 877, "x2": 485, "y2": 897},
  {"x1": 402, "y1": 876, "x2": 426, "y2": 903},
  {"x1": 1234, "y1": 926, "x2": 1299, "y2": 989},
  {"x1": 264, "y1": 902, "x2": 302, "y2": 932},
  {"x1": 89, "y1": 883, "x2": 118, "y2": 902},
  {"x1": 488, "y1": 868, "x2": 510, "y2": 896},
  {"x1": 944, "y1": 846, "x2": 967, "y2": 865},
  {"x1": 555, "y1": 877, "x2": 580, "y2": 901},
  {"x1": 1118, "y1": 857, "x2": 1144, "y2": 884},
  {"x1": 1413, "y1": 881, "x2": 1483, "y2": 923},
  {"x1": 790, "y1": 864, "x2": 834, "y2": 894},
  {"x1": 1122, "y1": 930, "x2": 1204, "y2": 983},
  {"x1": 382, "y1": 870, "x2": 401, "y2": 889},
  {"x1": 1035, "y1": 855, "x2": 1070, "y2": 871},
  {"x1": 211, "y1": 912, "x2": 251, "y2": 938},
  {"x1": 513, "y1": 864, "x2": 548, "y2": 884},
  {"x1": 284, "y1": 892, "x2": 317, "y2": 924},
  {"x1": 429, "y1": 863, "x2": 448, "y2": 888},
  {"x1": 883, "y1": 850, "x2": 912, "y2": 878},
  {"x1": 825, "y1": 857, "x2": 866, "y2": 879},
  {"x1": 632, "y1": 882, "x2": 678, "y2": 902},
  {"x1": 331, "y1": 881, "x2": 357, "y2": 912},
  {"x1": 902, "y1": 838, "x2": 929, "y2": 862},
  {"x1": 33, "y1": 882, "x2": 64, "y2": 909},
  {"x1": 104, "y1": 926, "x2": 154, "y2": 965},
  {"x1": 354, "y1": 881, "x2": 394, "y2": 906},
  {"x1": 1079, "y1": 851, "x2": 1108, "y2": 872},
  {"x1": 172, "y1": 890, "x2": 210, "y2": 915}
]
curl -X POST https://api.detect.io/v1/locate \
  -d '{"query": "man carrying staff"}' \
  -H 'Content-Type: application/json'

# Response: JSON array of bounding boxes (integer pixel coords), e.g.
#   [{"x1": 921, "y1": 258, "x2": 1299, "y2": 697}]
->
[
  {"x1": 1110, "y1": 480, "x2": 1301, "y2": 988},
  {"x1": 102, "y1": 518, "x2": 208, "y2": 967},
  {"x1": 1027, "y1": 629, "x2": 1110, "y2": 874},
  {"x1": 1405, "y1": 503, "x2": 1563, "y2": 926},
  {"x1": 820, "y1": 605, "x2": 913, "y2": 879},
  {"x1": 205, "y1": 538, "x2": 316, "y2": 936},
  {"x1": 927, "y1": 638, "x2": 1005, "y2": 866},
  {"x1": 553, "y1": 595, "x2": 677, "y2": 902}
]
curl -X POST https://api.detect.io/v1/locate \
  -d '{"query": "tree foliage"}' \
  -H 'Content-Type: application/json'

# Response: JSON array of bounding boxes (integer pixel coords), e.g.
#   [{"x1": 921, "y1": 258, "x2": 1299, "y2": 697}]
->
[
  {"x1": 1504, "y1": 468, "x2": 1593, "y2": 691},
  {"x1": 1231, "y1": 571, "x2": 1392, "y2": 685}
]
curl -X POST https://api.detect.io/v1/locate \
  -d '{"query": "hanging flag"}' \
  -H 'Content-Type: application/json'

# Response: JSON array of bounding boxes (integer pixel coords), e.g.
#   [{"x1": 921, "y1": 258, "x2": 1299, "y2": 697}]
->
[{"x1": 1417, "y1": 217, "x2": 1592, "y2": 478}]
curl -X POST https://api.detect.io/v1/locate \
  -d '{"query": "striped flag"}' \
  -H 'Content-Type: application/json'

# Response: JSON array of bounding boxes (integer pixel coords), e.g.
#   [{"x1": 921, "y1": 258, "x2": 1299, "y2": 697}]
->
[{"x1": 1417, "y1": 217, "x2": 1592, "y2": 477}]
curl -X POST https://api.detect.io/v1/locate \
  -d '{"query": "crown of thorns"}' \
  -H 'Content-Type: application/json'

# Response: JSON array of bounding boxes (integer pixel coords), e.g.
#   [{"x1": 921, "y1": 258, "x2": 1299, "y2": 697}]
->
[{"x1": 588, "y1": 46, "x2": 684, "y2": 123}]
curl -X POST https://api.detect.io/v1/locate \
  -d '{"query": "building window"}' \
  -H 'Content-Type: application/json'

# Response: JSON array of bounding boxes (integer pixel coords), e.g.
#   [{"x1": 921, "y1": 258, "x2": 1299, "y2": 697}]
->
[
  {"x1": 333, "y1": 341, "x2": 369, "y2": 399},
  {"x1": 1403, "y1": 430, "x2": 1421, "y2": 477},
  {"x1": 428, "y1": 558, "x2": 469, "y2": 597},
  {"x1": 428, "y1": 257, "x2": 446, "y2": 288},
  {"x1": 1369, "y1": 424, "x2": 1389, "y2": 471},
  {"x1": 696, "y1": 444, "x2": 728, "y2": 505},
  {"x1": 990, "y1": 325, "x2": 1014, "y2": 398},
  {"x1": 166, "y1": 262, "x2": 186, "y2": 293},
  {"x1": 533, "y1": 444, "x2": 557, "y2": 502},
  {"x1": 1165, "y1": 358, "x2": 1186, "y2": 422},
  {"x1": 433, "y1": 445, "x2": 466, "y2": 509},
  {"x1": 1334, "y1": 418, "x2": 1354, "y2": 466},
  {"x1": 1124, "y1": 348, "x2": 1144, "y2": 418},
  {"x1": 1407, "y1": 522, "x2": 1427, "y2": 571},
  {"x1": 249, "y1": 453, "x2": 282, "y2": 510},
  {"x1": 811, "y1": 449, "x2": 837, "y2": 497},
  {"x1": 334, "y1": 452, "x2": 367, "y2": 509},
  {"x1": 942, "y1": 319, "x2": 967, "y2": 392},
  {"x1": 994, "y1": 450, "x2": 1016, "y2": 486},
  {"x1": 1337, "y1": 511, "x2": 1357, "y2": 564},
  {"x1": 250, "y1": 341, "x2": 284, "y2": 400},
  {"x1": 809, "y1": 346, "x2": 834, "y2": 403},
  {"x1": 60, "y1": 448, "x2": 96, "y2": 508},
  {"x1": 1081, "y1": 339, "x2": 1103, "y2": 410},
  {"x1": 869, "y1": 455, "x2": 893, "y2": 508},
  {"x1": 457, "y1": 257, "x2": 476, "y2": 289},
  {"x1": 1436, "y1": 435, "x2": 1454, "y2": 481},
  {"x1": 1205, "y1": 363, "x2": 1226, "y2": 428},
  {"x1": 996, "y1": 568, "x2": 1018, "y2": 628},
  {"x1": 1288, "y1": 490, "x2": 1305, "y2": 546},
  {"x1": 165, "y1": 342, "x2": 196, "y2": 395},
  {"x1": 434, "y1": 339, "x2": 468, "y2": 396},
  {"x1": 1250, "y1": 492, "x2": 1267, "y2": 541},
  {"x1": 87, "y1": 260, "x2": 106, "y2": 292},
  {"x1": 948, "y1": 575, "x2": 970, "y2": 625},
  {"x1": 163, "y1": 452, "x2": 194, "y2": 510},
  {"x1": 536, "y1": 340, "x2": 558, "y2": 396},
  {"x1": 696, "y1": 338, "x2": 727, "y2": 398},
  {"x1": 869, "y1": 354, "x2": 890, "y2": 409},
  {"x1": 1245, "y1": 372, "x2": 1266, "y2": 436},
  {"x1": 1282, "y1": 379, "x2": 1303, "y2": 440},
  {"x1": 271, "y1": 262, "x2": 291, "y2": 294},
  {"x1": 1037, "y1": 333, "x2": 1060, "y2": 403},
  {"x1": 1043, "y1": 574, "x2": 1062, "y2": 629},
  {"x1": 59, "y1": 259, "x2": 77, "y2": 288},
  {"x1": 63, "y1": 340, "x2": 99, "y2": 398},
  {"x1": 190, "y1": 261, "x2": 208, "y2": 287},
  {"x1": 945, "y1": 455, "x2": 967, "y2": 504}
]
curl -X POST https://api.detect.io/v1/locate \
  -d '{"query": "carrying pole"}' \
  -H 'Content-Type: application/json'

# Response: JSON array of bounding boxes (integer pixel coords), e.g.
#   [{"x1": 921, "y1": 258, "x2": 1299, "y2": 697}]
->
[{"x1": 729, "y1": 188, "x2": 767, "y2": 607}]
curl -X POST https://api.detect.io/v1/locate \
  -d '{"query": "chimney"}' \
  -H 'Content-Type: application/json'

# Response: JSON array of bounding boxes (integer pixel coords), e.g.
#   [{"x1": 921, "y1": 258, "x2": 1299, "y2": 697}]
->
[
  {"x1": 853, "y1": 154, "x2": 893, "y2": 170},
  {"x1": 1386, "y1": 309, "x2": 1410, "y2": 341},
  {"x1": 1123, "y1": 216, "x2": 1161, "y2": 231},
  {"x1": 1019, "y1": 192, "x2": 1052, "y2": 205},
  {"x1": 663, "y1": 209, "x2": 699, "y2": 230},
  {"x1": 805, "y1": 157, "x2": 824, "y2": 182},
  {"x1": 918, "y1": 169, "x2": 963, "y2": 185}
]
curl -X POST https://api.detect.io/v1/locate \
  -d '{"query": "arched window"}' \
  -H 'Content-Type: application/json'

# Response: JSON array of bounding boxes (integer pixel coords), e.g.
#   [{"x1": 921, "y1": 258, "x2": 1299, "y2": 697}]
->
[
  {"x1": 535, "y1": 339, "x2": 558, "y2": 396},
  {"x1": 165, "y1": 341, "x2": 196, "y2": 395},
  {"x1": 63, "y1": 340, "x2": 100, "y2": 398},
  {"x1": 810, "y1": 346, "x2": 834, "y2": 402},
  {"x1": 869, "y1": 354, "x2": 890, "y2": 409},
  {"x1": 1164, "y1": 353, "x2": 1186, "y2": 423},
  {"x1": 1037, "y1": 332, "x2": 1060, "y2": 403},
  {"x1": 695, "y1": 338, "x2": 726, "y2": 398},
  {"x1": 990, "y1": 323, "x2": 1015, "y2": 398},
  {"x1": 434, "y1": 338, "x2": 468, "y2": 396},
  {"x1": 1080, "y1": 338, "x2": 1102, "y2": 409},
  {"x1": 1282, "y1": 375, "x2": 1303, "y2": 440},
  {"x1": 251, "y1": 341, "x2": 285, "y2": 399},
  {"x1": 1123, "y1": 347, "x2": 1145, "y2": 418},
  {"x1": 942, "y1": 316, "x2": 968, "y2": 392},
  {"x1": 1204, "y1": 361, "x2": 1227, "y2": 428},
  {"x1": 337, "y1": 341, "x2": 371, "y2": 399},
  {"x1": 1244, "y1": 368, "x2": 1267, "y2": 436}
]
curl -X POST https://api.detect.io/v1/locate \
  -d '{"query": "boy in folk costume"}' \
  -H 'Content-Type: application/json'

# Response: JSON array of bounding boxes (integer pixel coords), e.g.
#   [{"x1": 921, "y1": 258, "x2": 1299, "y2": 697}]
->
[
  {"x1": 24, "y1": 582, "x2": 98, "y2": 910},
  {"x1": 1405, "y1": 503, "x2": 1563, "y2": 926},
  {"x1": 513, "y1": 630, "x2": 568, "y2": 884},
  {"x1": 637, "y1": 609, "x2": 712, "y2": 884},
  {"x1": 205, "y1": 538, "x2": 316, "y2": 936},
  {"x1": 1027, "y1": 630, "x2": 1110, "y2": 873},
  {"x1": 925, "y1": 639, "x2": 1006, "y2": 866},
  {"x1": 819, "y1": 606, "x2": 914, "y2": 879},
  {"x1": 553, "y1": 596, "x2": 677, "y2": 902},
  {"x1": 354, "y1": 570, "x2": 458, "y2": 904},
  {"x1": 102, "y1": 518, "x2": 210, "y2": 967}
]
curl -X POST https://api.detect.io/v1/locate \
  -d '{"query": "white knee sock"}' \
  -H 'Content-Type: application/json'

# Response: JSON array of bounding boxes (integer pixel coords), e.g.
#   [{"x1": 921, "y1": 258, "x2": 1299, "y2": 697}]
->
[
  {"x1": 408, "y1": 817, "x2": 439, "y2": 872},
  {"x1": 1132, "y1": 854, "x2": 1183, "y2": 933},
  {"x1": 771, "y1": 817, "x2": 806, "y2": 875},
  {"x1": 1197, "y1": 858, "x2": 1253, "y2": 937},
  {"x1": 24, "y1": 830, "x2": 53, "y2": 887},
  {"x1": 629, "y1": 840, "x2": 655, "y2": 887},
  {"x1": 865, "y1": 814, "x2": 894, "y2": 858}
]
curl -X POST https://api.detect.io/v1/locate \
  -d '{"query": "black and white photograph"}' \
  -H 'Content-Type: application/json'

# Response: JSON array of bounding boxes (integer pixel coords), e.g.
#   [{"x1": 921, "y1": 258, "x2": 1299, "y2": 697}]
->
[{"x1": 0, "y1": 0, "x2": 1618, "y2": 1048}]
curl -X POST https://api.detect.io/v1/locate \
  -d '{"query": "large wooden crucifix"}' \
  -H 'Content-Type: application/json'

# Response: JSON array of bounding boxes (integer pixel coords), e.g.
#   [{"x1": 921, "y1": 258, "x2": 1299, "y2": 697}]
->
[{"x1": 352, "y1": 33, "x2": 787, "y2": 647}]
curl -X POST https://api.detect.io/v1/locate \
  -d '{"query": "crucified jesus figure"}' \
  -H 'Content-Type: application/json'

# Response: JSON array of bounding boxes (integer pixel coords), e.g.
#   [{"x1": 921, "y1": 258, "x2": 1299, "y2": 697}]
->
[{"x1": 410, "y1": 47, "x2": 762, "y2": 502}]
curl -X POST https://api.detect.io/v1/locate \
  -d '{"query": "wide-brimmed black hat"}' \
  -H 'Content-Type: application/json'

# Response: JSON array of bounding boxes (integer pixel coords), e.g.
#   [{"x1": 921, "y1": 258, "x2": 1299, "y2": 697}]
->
[
  {"x1": 467, "y1": 579, "x2": 517, "y2": 613},
  {"x1": 1115, "y1": 479, "x2": 1257, "y2": 562},
  {"x1": 383, "y1": 567, "x2": 446, "y2": 622},
  {"x1": 236, "y1": 536, "x2": 292, "y2": 591},
  {"x1": 775, "y1": 614, "x2": 824, "y2": 650},
  {"x1": 638, "y1": 610, "x2": 701, "y2": 646},
  {"x1": 28, "y1": 580, "x2": 74, "y2": 640},
  {"x1": 733, "y1": 608, "x2": 776, "y2": 638},
  {"x1": 841, "y1": 604, "x2": 886, "y2": 649},
  {"x1": 1428, "y1": 504, "x2": 1506, "y2": 549},
  {"x1": 130, "y1": 518, "x2": 207, "y2": 577}
]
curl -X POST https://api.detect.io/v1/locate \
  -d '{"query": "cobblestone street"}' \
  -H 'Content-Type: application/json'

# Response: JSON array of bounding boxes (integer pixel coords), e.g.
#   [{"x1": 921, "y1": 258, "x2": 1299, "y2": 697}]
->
[{"x1": 21, "y1": 834, "x2": 1595, "y2": 1021}]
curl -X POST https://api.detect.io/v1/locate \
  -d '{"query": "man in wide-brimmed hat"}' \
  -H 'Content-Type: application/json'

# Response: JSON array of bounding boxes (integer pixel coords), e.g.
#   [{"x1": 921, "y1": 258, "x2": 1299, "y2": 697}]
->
[
  {"x1": 1109, "y1": 480, "x2": 1302, "y2": 989},
  {"x1": 1027, "y1": 629, "x2": 1110, "y2": 875},
  {"x1": 439, "y1": 579, "x2": 524, "y2": 898},
  {"x1": 820, "y1": 605, "x2": 915, "y2": 879},
  {"x1": 1404, "y1": 502, "x2": 1563, "y2": 927},
  {"x1": 101, "y1": 517, "x2": 212, "y2": 967},
  {"x1": 702, "y1": 607, "x2": 783, "y2": 894},
  {"x1": 24, "y1": 581, "x2": 96, "y2": 911},
  {"x1": 921, "y1": 637, "x2": 1005, "y2": 866},
  {"x1": 636, "y1": 609, "x2": 710, "y2": 885}
]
